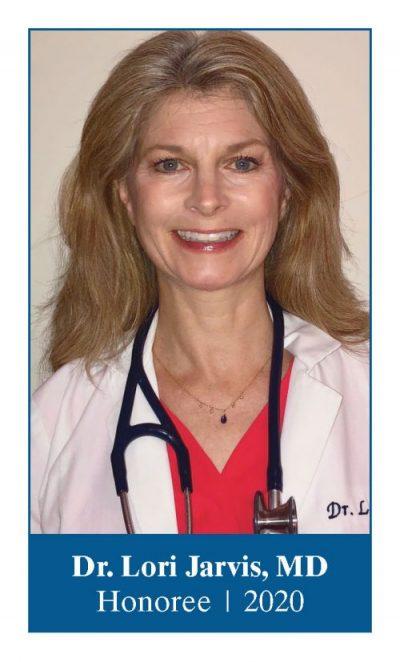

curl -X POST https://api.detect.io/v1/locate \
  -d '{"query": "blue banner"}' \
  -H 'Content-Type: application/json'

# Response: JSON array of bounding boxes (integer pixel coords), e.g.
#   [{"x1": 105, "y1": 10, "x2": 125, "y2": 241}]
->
[{"x1": 29, "y1": 534, "x2": 371, "y2": 632}]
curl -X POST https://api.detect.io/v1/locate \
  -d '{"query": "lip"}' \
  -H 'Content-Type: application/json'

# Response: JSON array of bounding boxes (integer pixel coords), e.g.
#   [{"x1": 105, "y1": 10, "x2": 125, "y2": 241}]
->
[
  {"x1": 172, "y1": 229, "x2": 243, "y2": 253},
  {"x1": 174, "y1": 228, "x2": 239, "y2": 233}
]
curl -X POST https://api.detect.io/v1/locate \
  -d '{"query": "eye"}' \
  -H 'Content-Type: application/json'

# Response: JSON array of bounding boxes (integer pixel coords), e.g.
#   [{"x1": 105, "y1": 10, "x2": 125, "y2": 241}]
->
[
  {"x1": 230, "y1": 155, "x2": 260, "y2": 172},
  {"x1": 153, "y1": 158, "x2": 183, "y2": 173}
]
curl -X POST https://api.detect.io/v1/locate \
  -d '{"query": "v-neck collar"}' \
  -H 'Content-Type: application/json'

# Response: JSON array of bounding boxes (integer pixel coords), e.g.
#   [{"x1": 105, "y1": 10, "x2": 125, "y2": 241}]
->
[
  {"x1": 162, "y1": 401, "x2": 268, "y2": 476},
  {"x1": 160, "y1": 357, "x2": 294, "y2": 476}
]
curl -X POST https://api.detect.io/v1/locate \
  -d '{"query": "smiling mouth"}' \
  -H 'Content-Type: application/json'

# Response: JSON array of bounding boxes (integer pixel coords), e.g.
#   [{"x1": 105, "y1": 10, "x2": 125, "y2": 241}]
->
[{"x1": 175, "y1": 229, "x2": 240, "y2": 243}]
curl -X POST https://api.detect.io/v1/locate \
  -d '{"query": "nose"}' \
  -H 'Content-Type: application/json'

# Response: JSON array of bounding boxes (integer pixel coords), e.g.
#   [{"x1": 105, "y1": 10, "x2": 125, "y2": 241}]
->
[{"x1": 184, "y1": 169, "x2": 228, "y2": 217}]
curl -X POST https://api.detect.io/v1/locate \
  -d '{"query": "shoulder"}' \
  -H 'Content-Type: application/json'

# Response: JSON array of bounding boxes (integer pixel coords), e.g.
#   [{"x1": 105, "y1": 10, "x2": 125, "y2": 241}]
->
[
  {"x1": 33, "y1": 359, "x2": 91, "y2": 406},
  {"x1": 32, "y1": 355, "x2": 127, "y2": 440},
  {"x1": 33, "y1": 345, "x2": 133, "y2": 403},
  {"x1": 313, "y1": 343, "x2": 369, "y2": 403},
  {"x1": 283, "y1": 310, "x2": 369, "y2": 387}
]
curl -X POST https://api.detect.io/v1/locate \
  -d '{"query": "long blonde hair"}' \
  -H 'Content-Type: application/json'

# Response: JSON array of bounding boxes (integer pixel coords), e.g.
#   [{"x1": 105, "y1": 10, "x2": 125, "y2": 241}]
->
[{"x1": 47, "y1": 30, "x2": 368, "y2": 373}]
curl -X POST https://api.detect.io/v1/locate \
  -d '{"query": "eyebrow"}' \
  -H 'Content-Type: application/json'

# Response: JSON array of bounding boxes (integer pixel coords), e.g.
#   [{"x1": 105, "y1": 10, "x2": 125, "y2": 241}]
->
[{"x1": 140, "y1": 139, "x2": 269, "y2": 158}]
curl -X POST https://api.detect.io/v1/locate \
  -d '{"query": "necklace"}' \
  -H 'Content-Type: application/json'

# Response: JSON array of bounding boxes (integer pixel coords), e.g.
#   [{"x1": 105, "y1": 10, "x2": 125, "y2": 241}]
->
[{"x1": 153, "y1": 350, "x2": 271, "y2": 424}]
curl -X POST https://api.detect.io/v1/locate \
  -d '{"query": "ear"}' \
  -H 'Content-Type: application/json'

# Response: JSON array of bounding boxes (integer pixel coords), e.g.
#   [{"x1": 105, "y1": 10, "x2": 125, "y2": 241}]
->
[
  {"x1": 118, "y1": 179, "x2": 135, "y2": 224},
  {"x1": 279, "y1": 186, "x2": 291, "y2": 221}
]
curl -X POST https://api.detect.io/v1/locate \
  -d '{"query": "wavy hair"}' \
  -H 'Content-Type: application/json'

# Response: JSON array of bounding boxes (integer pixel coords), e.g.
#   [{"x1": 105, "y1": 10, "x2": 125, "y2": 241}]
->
[{"x1": 46, "y1": 29, "x2": 368, "y2": 373}]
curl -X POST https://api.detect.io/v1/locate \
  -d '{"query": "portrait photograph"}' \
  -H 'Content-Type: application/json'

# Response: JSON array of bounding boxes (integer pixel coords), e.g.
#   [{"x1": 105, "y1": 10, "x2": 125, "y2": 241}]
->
[{"x1": 30, "y1": 29, "x2": 370, "y2": 537}]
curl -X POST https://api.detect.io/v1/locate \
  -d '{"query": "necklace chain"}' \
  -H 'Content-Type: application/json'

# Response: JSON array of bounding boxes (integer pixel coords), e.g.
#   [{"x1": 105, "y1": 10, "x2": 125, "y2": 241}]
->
[{"x1": 153, "y1": 349, "x2": 271, "y2": 423}]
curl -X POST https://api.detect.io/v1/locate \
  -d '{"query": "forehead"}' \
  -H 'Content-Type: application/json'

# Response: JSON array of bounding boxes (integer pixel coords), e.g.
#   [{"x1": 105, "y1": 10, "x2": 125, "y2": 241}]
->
[{"x1": 139, "y1": 89, "x2": 267, "y2": 147}]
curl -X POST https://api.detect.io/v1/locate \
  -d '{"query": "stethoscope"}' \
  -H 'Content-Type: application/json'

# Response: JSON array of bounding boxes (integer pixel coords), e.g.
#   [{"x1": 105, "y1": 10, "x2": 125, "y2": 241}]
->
[{"x1": 111, "y1": 292, "x2": 298, "y2": 534}]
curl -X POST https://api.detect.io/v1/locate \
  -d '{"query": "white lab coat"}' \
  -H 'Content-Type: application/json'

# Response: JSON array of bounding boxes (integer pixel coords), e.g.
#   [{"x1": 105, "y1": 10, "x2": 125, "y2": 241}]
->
[{"x1": 31, "y1": 310, "x2": 369, "y2": 534}]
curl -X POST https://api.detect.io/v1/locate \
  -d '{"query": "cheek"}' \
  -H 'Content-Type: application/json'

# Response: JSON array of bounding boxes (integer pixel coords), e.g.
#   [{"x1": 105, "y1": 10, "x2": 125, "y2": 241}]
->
[
  {"x1": 235, "y1": 170, "x2": 282, "y2": 208},
  {"x1": 130, "y1": 178, "x2": 178, "y2": 225},
  {"x1": 238, "y1": 184, "x2": 282, "y2": 229}
]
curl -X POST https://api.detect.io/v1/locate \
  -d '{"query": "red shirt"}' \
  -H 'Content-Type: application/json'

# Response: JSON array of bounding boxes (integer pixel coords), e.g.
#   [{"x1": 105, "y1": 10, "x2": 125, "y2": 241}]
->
[{"x1": 164, "y1": 359, "x2": 293, "y2": 534}]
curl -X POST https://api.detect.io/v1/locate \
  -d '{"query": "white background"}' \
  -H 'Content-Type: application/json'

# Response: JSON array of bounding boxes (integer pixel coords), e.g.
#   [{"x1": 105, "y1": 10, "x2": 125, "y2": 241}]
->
[{"x1": 1, "y1": 0, "x2": 398, "y2": 658}]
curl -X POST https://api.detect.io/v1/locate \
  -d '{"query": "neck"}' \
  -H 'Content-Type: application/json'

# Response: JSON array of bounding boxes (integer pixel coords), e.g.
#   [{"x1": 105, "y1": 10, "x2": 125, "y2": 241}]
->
[{"x1": 153, "y1": 273, "x2": 273, "y2": 381}]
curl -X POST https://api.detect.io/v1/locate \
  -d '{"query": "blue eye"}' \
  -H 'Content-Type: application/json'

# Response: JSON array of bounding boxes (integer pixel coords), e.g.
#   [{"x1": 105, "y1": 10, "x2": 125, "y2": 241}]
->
[
  {"x1": 233, "y1": 156, "x2": 259, "y2": 172},
  {"x1": 154, "y1": 158, "x2": 180, "y2": 173}
]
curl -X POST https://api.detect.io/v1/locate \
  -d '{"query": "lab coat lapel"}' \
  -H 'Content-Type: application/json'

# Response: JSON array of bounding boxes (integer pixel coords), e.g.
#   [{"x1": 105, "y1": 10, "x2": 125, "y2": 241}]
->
[
  {"x1": 109, "y1": 312, "x2": 178, "y2": 534},
  {"x1": 281, "y1": 314, "x2": 342, "y2": 516}
]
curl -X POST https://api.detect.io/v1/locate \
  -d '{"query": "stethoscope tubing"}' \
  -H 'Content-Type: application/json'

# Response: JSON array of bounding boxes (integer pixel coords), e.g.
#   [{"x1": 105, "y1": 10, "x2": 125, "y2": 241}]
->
[
  {"x1": 266, "y1": 293, "x2": 284, "y2": 492},
  {"x1": 111, "y1": 292, "x2": 284, "y2": 533},
  {"x1": 111, "y1": 307, "x2": 193, "y2": 495}
]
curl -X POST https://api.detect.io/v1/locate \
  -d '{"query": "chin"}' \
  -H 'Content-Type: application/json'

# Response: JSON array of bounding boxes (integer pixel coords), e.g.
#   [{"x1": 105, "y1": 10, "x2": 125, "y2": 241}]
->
[
  {"x1": 192, "y1": 281, "x2": 229, "y2": 292},
  {"x1": 180, "y1": 273, "x2": 240, "y2": 292}
]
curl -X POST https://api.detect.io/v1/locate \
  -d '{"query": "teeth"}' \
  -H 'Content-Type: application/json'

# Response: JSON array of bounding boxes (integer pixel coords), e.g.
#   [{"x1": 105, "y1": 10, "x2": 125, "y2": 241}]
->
[{"x1": 176, "y1": 230, "x2": 239, "y2": 243}]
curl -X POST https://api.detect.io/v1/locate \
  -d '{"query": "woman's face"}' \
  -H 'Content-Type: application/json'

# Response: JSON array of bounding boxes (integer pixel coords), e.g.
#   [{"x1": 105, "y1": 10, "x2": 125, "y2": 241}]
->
[{"x1": 120, "y1": 89, "x2": 287, "y2": 293}]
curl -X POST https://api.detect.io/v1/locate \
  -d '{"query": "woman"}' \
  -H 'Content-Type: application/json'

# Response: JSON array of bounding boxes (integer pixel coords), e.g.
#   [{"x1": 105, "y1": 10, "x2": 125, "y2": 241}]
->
[{"x1": 31, "y1": 30, "x2": 369, "y2": 534}]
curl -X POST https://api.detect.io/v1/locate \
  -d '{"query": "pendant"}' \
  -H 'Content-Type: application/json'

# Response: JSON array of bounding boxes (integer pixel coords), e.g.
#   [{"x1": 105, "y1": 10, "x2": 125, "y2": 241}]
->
[{"x1": 220, "y1": 414, "x2": 227, "y2": 424}]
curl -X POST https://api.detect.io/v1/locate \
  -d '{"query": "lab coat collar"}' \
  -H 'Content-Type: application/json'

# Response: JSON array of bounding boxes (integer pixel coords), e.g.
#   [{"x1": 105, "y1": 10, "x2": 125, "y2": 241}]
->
[
  {"x1": 108, "y1": 309, "x2": 342, "y2": 533},
  {"x1": 281, "y1": 310, "x2": 341, "y2": 370}
]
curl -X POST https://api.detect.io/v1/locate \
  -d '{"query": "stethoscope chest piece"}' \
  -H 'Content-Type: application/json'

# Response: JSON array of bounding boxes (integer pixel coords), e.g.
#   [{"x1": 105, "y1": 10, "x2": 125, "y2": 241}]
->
[{"x1": 253, "y1": 489, "x2": 298, "y2": 534}]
